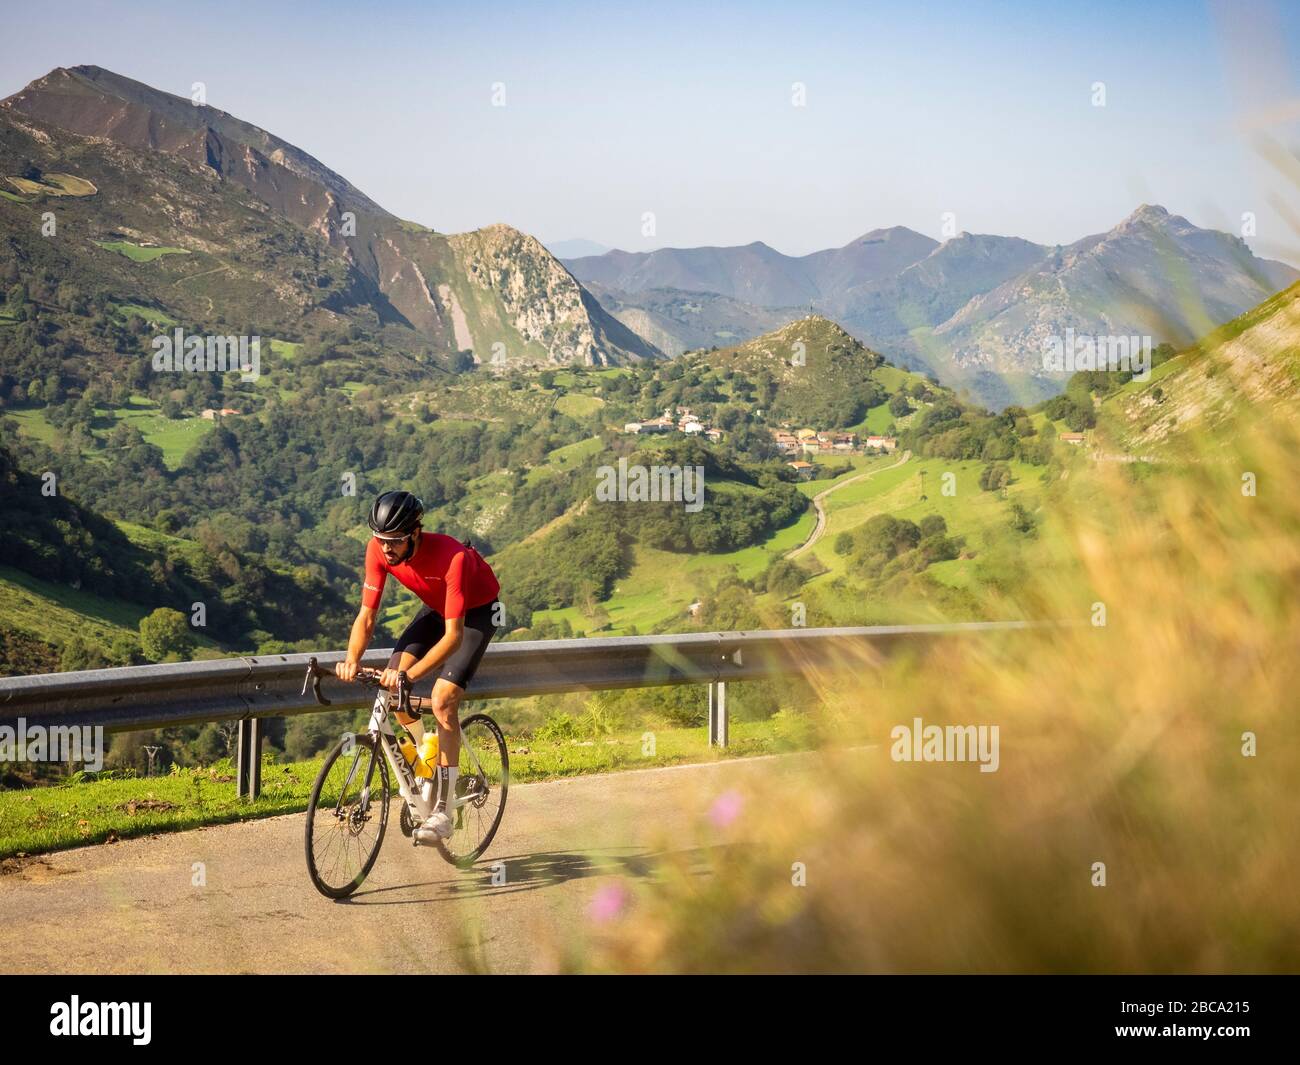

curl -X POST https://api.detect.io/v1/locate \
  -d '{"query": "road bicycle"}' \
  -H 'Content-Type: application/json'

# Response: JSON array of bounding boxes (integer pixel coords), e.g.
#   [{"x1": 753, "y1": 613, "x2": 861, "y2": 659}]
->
[{"x1": 300, "y1": 658, "x2": 509, "y2": 899}]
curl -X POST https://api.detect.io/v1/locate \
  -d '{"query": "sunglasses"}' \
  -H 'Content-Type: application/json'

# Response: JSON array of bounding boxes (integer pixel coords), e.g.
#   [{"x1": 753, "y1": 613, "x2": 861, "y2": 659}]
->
[{"x1": 374, "y1": 533, "x2": 413, "y2": 549}]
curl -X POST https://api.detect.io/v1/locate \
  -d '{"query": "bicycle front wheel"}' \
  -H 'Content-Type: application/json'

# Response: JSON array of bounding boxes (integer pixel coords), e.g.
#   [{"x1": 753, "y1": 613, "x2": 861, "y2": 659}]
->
[{"x1": 304, "y1": 732, "x2": 390, "y2": 899}]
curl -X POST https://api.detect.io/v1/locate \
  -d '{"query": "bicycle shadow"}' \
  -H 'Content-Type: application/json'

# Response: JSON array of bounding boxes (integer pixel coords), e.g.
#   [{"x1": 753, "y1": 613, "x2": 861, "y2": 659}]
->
[{"x1": 340, "y1": 841, "x2": 747, "y2": 905}]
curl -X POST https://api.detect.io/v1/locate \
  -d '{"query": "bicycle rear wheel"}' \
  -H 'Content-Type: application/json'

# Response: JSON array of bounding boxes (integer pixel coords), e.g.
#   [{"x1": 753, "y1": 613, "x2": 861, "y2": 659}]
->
[
  {"x1": 304, "y1": 732, "x2": 390, "y2": 898},
  {"x1": 436, "y1": 713, "x2": 509, "y2": 868}
]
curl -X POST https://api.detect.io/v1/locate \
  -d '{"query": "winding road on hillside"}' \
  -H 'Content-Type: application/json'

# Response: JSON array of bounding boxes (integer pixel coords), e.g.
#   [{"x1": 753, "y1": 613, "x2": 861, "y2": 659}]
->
[{"x1": 787, "y1": 450, "x2": 911, "y2": 561}]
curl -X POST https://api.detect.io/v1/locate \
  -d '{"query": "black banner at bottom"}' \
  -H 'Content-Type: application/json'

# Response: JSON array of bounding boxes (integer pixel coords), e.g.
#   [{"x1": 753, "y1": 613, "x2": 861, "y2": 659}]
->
[{"x1": 0, "y1": 974, "x2": 1290, "y2": 1050}]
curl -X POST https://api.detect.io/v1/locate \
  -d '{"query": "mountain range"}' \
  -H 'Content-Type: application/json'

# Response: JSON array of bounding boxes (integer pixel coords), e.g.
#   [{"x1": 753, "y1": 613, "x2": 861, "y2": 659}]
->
[
  {"x1": 0, "y1": 65, "x2": 660, "y2": 368},
  {"x1": 2, "y1": 64, "x2": 1295, "y2": 409},
  {"x1": 565, "y1": 211, "x2": 1298, "y2": 406}
]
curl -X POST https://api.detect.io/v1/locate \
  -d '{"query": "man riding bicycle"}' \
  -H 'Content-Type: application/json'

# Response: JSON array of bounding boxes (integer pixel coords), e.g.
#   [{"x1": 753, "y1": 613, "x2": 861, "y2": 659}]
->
[{"x1": 336, "y1": 490, "x2": 501, "y2": 840}]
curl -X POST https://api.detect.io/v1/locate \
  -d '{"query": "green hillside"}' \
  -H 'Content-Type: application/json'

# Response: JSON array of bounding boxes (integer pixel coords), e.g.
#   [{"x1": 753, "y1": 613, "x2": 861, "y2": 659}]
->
[{"x1": 1100, "y1": 281, "x2": 1300, "y2": 454}]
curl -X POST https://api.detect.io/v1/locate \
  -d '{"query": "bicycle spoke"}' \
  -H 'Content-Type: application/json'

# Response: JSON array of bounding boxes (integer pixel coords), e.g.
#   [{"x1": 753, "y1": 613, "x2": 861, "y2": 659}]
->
[{"x1": 305, "y1": 734, "x2": 389, "y2": 898}]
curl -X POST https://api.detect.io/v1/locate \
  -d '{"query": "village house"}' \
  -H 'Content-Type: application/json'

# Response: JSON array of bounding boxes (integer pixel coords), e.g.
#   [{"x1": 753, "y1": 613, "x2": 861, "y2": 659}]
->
[
  {"x1": 787, "y1": 460, "x2": 816, "y2": 480},
  {"x1": 865, "y1": 435, "x2": 898, "y2": 452},
  {"x1": 201, "y1": 408, "x2": 241, "y2": 419},
  {"x1": 1059, "y1": 432, "x2": 1086, "y2": 445}
]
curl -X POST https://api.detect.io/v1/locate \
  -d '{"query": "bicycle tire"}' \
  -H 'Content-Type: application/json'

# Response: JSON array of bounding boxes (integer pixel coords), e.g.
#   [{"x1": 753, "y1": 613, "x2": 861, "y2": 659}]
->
[
  {"x1": 435, "y1": 713, "x2": 509, "y2": 868},
  {"x1": 304, "y1": 732, "x2": 391, "y2": 899}
]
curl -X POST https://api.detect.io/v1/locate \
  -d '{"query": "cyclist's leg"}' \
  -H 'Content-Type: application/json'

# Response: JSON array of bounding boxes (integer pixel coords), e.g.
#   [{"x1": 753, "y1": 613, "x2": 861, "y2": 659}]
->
[
  {"x1": 389, "y1": 606, "x2": 444, "y2": 742},
  {"x1": 429, "y1": 602, "x2": 498, "y2": 813}
]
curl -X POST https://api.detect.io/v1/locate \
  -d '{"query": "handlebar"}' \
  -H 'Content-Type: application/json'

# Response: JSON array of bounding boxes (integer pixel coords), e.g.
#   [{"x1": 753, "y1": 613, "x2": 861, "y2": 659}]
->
[{"x1": 301, "y1": 658, "x2": 426, "y2": 713}]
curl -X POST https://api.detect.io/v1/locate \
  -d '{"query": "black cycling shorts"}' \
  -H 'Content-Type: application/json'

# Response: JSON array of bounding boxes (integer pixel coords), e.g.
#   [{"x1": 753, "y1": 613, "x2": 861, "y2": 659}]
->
[{"x1": 387, "y1": 600, "x2": 499, "y2": 692}]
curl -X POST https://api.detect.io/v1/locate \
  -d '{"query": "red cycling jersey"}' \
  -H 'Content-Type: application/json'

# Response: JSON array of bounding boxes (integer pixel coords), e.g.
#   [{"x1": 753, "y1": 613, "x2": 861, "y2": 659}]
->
[{"x1": 361, "y1": 532, "x2": 499, "y2": 619}]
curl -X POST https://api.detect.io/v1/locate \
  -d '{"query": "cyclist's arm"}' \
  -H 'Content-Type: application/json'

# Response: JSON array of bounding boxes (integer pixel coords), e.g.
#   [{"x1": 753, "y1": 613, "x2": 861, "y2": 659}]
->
[
  {"x1": 338, "y1": 541, "x2": 389, "y2": 680},
  {"x1": 338, "y1": 605, "x2": 378, "y2": 681}
]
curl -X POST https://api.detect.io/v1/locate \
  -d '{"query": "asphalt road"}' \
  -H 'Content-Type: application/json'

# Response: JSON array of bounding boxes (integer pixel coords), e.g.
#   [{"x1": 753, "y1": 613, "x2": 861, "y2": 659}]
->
[{"x1": 0, "y1": 754, "x2": 800, "y2": 974}]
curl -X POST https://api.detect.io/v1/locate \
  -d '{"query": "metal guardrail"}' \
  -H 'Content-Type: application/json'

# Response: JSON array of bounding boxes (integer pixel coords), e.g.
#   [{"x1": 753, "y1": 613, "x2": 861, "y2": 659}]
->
[{"x1": 0, "y1": 622, "x2": 1036, "y2": 796}]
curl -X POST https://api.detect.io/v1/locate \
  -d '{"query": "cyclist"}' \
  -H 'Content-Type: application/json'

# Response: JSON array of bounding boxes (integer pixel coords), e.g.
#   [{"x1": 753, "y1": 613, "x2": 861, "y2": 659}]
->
[{"x1": 337, "y1": 490, "x2": 501, "y2": 839}]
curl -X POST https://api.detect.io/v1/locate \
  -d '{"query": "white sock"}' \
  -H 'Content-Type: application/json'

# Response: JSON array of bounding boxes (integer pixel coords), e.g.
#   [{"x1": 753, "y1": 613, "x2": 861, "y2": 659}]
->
[
  {"x1": 437, "y1": 766, "x2": 459, "y2": 813},
  {"x1": 405, "y1": 717, "x2": 425, "y2": 745}
]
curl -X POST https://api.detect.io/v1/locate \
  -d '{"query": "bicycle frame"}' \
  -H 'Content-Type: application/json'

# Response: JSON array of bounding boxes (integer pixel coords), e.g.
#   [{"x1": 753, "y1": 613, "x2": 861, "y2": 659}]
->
[
  {"x1": 338, "y1": 687, "x2": 489, "y2": 830},
  {"x1": 304, "y1": 657, "x2": 492, "y2": 834}
]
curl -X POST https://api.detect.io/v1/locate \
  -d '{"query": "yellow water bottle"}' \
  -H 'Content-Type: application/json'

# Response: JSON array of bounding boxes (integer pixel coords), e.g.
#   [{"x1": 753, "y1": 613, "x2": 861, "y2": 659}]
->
[
  {"x1": 397, "y1": 734, "x2": 418, "y2": 768},
  {"x1": 416, "y1": 733, "x2": 439, "y2": 778}
]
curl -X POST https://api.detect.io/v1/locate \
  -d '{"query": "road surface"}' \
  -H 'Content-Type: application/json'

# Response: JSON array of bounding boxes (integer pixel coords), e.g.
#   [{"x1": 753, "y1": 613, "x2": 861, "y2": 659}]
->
[{"x1": 0, "y1": 754, "x2": 826, "y2": 974}]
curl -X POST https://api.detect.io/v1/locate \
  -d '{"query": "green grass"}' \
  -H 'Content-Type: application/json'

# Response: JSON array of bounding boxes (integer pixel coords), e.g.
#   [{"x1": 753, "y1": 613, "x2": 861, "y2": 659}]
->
[
  {"x1": 114, "y1": 519, "x2": 209, "y2": 564},
  {"x1": 529, "y1": 449, "x2": 1051, "y2": 634},
  {"x1": 872, "y1": 364, "x2": 929, "y2": 392},
  {"x1": 808, "y1": 457, "x2": 1046, "y2": 586},
  {"x1": 544, "y1": 435, "x2": 603, "y2": 467},
  {"x1": 107, "y1": 398, "x2": 215, "y2": 468},
  {"x1": 1106, "y1": 354, "x2": 1185, "y2": 401},
  {"x1": 528, "y1": 459, "x2": 903, "y2": 635},
  {"x1": 0, "y1": 553, "x2": 226, "y2": 658},
  {"x1": 795, "y1": 453, "x2": 886, "y2": 497},
  {"x1": 8, "y1": 398, "x2": 216, "y2": 470},
  {"x1": 859, "y1": 403, "x2": 897, "y2": 434},
  {"x1": 532, "y1": 509, "x2": 818, "y2": 636},
  {"x1": 0, "y1": 717, "x2": 808, "y2": 859},
  {"x1": 93, "y1": 240, "x2": 190, "y2": 263},
  {"x1": 554, "y1": 393, "x2": 604, "y2": 417},
  {"x1": 6, "y1": 407, "x2": 60, "y2": 446},
  {"x1": 266, "y1": 338, "x2": 302, "y2": 360},
  {"x1": 523, "y1": 435, "x2": 605, "y2": 486},
  {"x1": 0, "y1": 189, "x2": 32, "y2": 204},
  {"x1": 5, "y1": 173, "x2": 96, "y2": 197},
  {"x1": 0, "y1": 565, "x2": 149, "y2": 648},
  {"x1": 551, "y1": 368, "x2": 628, "y2": 388},
  {"x1": 112, "y1": 302, "x2": 177, "y2": 327}
]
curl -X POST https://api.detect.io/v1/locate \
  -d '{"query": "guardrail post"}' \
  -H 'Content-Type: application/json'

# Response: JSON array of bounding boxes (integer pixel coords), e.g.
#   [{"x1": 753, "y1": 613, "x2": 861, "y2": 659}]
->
[
  {"x1": 707, "y1": 681, "x2": 728, "y2": 748},
  {"x1": 236, "y1": 718, "x2": 263, "y2": 800}
]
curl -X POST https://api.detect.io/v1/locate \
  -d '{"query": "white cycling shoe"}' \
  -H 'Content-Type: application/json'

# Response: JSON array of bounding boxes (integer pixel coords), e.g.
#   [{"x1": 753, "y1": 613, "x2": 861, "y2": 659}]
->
[{"x1": 412, "y1": 809, "x2": 453, "y2": 845}]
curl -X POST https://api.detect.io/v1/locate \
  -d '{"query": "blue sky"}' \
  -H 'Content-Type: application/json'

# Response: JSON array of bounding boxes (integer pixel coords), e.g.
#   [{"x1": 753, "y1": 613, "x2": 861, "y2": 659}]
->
[{"x1": 2, "y1": 0, "x2": 1297, "y2": 262}]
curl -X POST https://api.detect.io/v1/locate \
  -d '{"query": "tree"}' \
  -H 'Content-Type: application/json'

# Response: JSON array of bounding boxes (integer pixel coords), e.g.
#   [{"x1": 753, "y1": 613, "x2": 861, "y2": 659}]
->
[
  {"x1": 139, "y1": 607, "x2": 196, "y2": 662},
  {"x1": 888, "y1": 392, "x2": 912, "y2": 418},
  {"x1": 764, "y1": 559, "x2": 805, "y2": 599},
  {"x1": 918, "y1": 514, "x2": 948, "y2": 538},
  {"x1": 1008, "y1": 502, "x2": 1037, "y2": 536},
  {"x1": 979, "y1": 464, "x2": 1012, "y2": 492}
]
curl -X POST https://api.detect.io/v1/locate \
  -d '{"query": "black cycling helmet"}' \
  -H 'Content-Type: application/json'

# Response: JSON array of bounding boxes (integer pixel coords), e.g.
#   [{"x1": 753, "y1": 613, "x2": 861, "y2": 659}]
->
[{"x1": 368, "y1": 490, "x2": 424, "y2": 537}]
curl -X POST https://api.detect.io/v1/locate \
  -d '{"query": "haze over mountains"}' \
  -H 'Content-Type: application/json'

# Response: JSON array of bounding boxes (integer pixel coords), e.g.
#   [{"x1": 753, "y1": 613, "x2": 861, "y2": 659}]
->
[
  {"x1": 566, "y1": 210, "x2": 1298, "y2": 405},
  {"x1": 0, "y1": 65, "x2": 660, "y2": 367}
]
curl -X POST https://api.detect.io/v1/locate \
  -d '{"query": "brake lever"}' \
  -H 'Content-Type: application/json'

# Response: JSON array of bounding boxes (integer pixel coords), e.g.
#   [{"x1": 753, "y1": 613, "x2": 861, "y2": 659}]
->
[{"x1": 302, "y1": 657, "x2": 332, "y2": 706}]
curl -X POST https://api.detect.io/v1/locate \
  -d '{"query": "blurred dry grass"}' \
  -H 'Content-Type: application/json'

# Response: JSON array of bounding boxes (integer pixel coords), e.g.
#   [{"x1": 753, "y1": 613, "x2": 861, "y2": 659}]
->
[{"x1": 557, "y1": 397, "x2": 1300, "y2": 972}]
